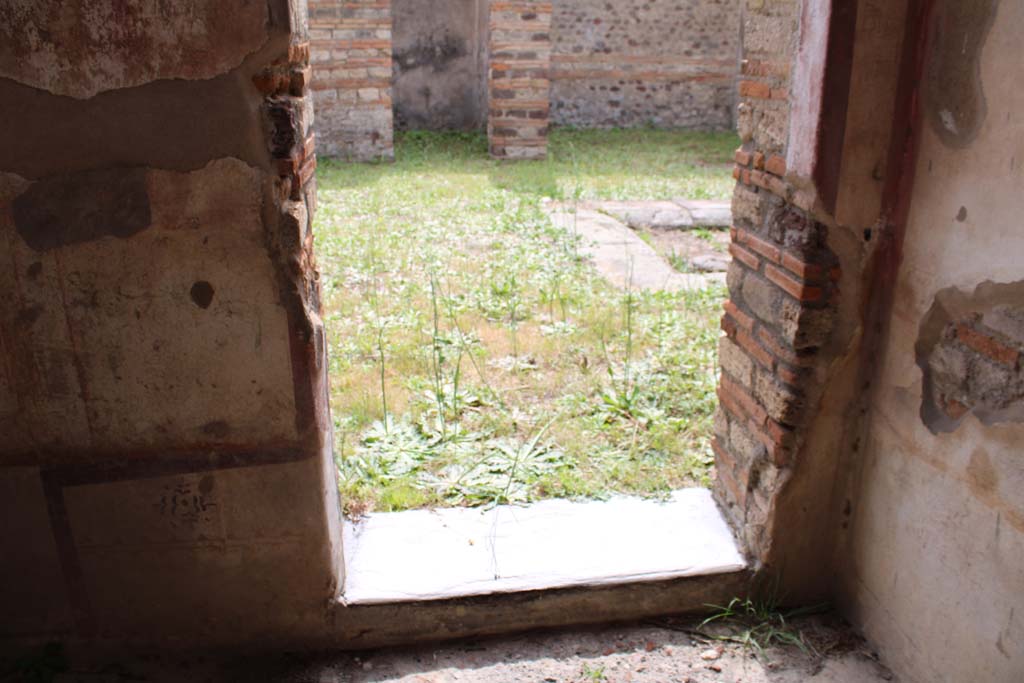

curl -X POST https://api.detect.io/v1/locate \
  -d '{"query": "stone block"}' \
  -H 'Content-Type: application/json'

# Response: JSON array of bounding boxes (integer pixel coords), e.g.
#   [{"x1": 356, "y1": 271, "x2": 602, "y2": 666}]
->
[
  {"x1": 730, "y1": 419, "x2": 767, "y2": 464},
  {"x1": 720, "y1": 335, "x2": 755, "y2": 387},
  {"x1": 779, "y1": 297, "x2": 834, "y2": 349},
  {"x1": 754, "y1": 368, "x2": 805, "y2": 426},
  {"x1": 741, "y1": 271, "x2": 783, "y2": 324}
]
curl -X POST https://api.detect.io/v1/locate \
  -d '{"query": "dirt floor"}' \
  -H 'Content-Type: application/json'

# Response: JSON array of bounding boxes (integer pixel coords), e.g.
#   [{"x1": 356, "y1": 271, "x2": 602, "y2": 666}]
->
[{"x1": 32, "y1": 613, "x2": 896, "y2": 682}]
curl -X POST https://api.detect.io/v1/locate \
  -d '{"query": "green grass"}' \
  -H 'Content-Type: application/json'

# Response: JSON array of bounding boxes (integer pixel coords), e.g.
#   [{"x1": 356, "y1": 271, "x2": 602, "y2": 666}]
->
[
  {"x1": 314, "y1": 128, "x2": 737, "y2": 515},
  {"x1": 699, "y1": 598, "x2": 831, "y2": 660}
]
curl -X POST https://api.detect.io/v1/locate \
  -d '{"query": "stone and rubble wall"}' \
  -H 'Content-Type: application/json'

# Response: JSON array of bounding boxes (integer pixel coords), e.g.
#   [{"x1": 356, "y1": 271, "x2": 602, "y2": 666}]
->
[
  {"x1": 710, "y1": 0, "x2": 806, "y2": 559},
  {"x1": 312, "y1": 0, "x2": 741, "y2": 154},
  {"x1": 549, "y1": 0, "x2": 740, "y2": 129},
  {"x1": 309, "y1": 0, "x2": 395, "y2": 160}
]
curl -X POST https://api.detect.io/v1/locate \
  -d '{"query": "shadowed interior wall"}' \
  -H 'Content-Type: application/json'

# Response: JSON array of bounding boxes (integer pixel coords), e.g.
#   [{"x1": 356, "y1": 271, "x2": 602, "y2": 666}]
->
[
  {"x1": 392, "y1": 0, "x2": 490, "y2": 130},
  {"x1": 837, "y1": 2, "x2": 1024, "y2": 680},
  {"x1": 0, "y1": 0, "x2": 343, "y2": 646}
]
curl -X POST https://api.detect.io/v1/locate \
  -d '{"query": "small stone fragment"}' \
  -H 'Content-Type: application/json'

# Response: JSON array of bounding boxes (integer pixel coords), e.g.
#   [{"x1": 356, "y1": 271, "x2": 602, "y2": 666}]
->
[
  {"x1": 700, "y1": 647, "x2": 722, "y2": 661},
  {"x1": 691, "y1": 254, "x2": 731, "y2": 272}
]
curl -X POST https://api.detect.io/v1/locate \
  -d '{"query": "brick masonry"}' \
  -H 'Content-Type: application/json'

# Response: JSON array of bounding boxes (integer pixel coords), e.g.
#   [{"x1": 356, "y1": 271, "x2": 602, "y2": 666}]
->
[
  {"x1": 252, "y1": 34, "x2": 326, "y2": 342},
  {"x1": 309, "y1": 0, "x2": 395, "y2": 160},
  {"x1": 488, "y1": 2, "x2": 553, "y2": 159},
  {"x1": 711, "y1": 0, "x2": 839, "y2": 557},
  {"x1": 734, "y1": 1, "x2": 798, "y2": 158},
  {"x1": 549, "y1": 0, "x2": 740, "y2": 129},
  {"x1": 924, "y1": 307, "x2": 1024, "y2": 430},
  {"x1": 310, "y1": 0, "x2": 742, "y2": 156}
]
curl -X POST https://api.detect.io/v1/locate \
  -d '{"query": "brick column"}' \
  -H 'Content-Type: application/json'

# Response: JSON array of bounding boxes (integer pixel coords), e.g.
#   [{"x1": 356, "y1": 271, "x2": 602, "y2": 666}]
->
[
  {"x1": 711, "y1": 0, "x2": 843, "y2": 560},
  {"x1": 309, "y1": 0, "x2": 394, "y2": 161},
  {"x1": 714, "y1": 172, "x2": 840, "y2": 558},
  {"x1": 488, "y1": 2, "x2": 552, "y2": 160}
]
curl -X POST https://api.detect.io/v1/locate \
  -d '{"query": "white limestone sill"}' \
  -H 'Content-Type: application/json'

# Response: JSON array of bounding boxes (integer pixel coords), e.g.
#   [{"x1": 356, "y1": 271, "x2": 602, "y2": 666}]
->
[{"x1": 340, "y1": 487, "x2": 746, "y2": 606}]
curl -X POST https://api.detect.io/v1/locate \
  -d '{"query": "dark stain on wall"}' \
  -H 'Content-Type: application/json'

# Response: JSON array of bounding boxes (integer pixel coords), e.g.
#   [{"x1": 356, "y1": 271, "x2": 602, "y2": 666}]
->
[
  {"x1": 394, "y1": 34, "x2": 467, "y2": 74},
  {"x1": 392, "y1": 34, "x2": 475, "y2": 129},
  {"x1": 924, "y1": 0, "x2": 999, "y2": 148},
  {"x1": 391, "y1": 0, "x2": 487, "y2": 131},
  {"x1": 12, "y1": 167, "x2": 151, "y2": 251},
  {"x1": 0, "y1": 69, "x2": 268, "y2": 180}
]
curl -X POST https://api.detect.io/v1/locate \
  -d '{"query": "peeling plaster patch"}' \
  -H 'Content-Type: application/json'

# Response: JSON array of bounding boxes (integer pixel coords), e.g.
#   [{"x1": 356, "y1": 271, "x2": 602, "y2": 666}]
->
[
  {"x1": 0, "y1": 0, "x2": 269, "y2": 99},
  {"x1": 924, "y1": 0, "x2": 998, "y2": 148},
  {"x1": 938, "y1": 109, "x2": 959, "y2": 135},
  {"x1": 12, "y1": 168, "x2": 151, "y2": 251},
  {"x1": 916, "y1": 280, "x2": 1024, "y2": 433}
]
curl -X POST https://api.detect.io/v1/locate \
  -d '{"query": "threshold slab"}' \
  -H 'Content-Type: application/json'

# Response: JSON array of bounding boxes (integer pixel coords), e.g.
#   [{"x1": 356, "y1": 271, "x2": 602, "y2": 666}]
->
[{"x1": 341, "y1": 488, "x2": 745, "y2": 605}]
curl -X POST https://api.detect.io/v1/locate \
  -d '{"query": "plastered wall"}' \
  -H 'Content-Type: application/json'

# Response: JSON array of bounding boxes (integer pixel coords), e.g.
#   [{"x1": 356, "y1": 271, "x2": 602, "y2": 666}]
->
[
  {"x1": 0, "y1": 0, "x2": 343, "y2": 646},
  {"x1": 392, "y1": 0, "x2": 490, "y2": 130},
  {"x1": 838, "y1": 2, "x2": 1024, "y2": 681}
]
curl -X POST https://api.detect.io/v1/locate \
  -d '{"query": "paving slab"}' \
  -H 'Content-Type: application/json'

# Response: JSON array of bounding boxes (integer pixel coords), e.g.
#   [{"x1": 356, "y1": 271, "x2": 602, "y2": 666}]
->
[
  {"x1": 547, "y1": 207, "x2": 723, "y2": 291},
  {"x1": 673, "y1": 198, "x2": 733, "y2": 226},
  {"x1": 582, "y1": 199, "x2": 732, "y2": 230},
  {"x1": 592, "y1": 200, "x2": 695, "y2": 229},
  {"x1": 690, "y1": 253, "x2": 731, "y2": 272}
]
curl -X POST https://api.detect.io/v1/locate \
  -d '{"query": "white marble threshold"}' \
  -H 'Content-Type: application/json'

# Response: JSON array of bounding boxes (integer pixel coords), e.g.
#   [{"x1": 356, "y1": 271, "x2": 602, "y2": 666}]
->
[{"x1": 340, "y1": 488, "x2": 746, "y2": 606}]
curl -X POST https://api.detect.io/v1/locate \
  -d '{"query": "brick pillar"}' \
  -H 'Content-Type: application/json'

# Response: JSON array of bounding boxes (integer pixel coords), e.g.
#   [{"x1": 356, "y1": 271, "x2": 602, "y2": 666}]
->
[
  {"x1": 711, "y1": 0, "x2": 843, "y2": 561},
  {"x1": 714, "y1": 182, "x2": 840, "y2": 558},
  {"x1": 309, "y1": 0, "x2": 394, "y2": 161},
  {"x1": 488, "y1": 2, "x2": 552, "y2": 160}
]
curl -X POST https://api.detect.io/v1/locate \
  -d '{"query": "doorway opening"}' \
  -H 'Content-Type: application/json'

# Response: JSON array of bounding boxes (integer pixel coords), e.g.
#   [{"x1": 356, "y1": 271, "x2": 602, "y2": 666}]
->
[
  {"x1": 308, "y1": 0, "x2": 746, "y2": 603},
  {"x1": 314, "y1": 129, "x2": 743, "y2": 601}
]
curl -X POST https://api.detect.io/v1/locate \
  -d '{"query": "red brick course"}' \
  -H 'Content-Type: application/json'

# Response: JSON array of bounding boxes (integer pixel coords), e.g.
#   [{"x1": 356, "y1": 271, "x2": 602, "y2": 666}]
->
[
  {"x1": 781, "y1": 251, "x2": 824, "y2": 280},
  {"x1": 738, "y1": 229, "x2": 781, "y2": 263},
  {"x1": 955, "y1": 323, "x2": 1021, "y2": 367},
  {"x1": 765, "y1": 155, "x2": 786, "y2": 176},
  {"x1": 739, "y1": 79, "x2": 770, "y2": 99},
  {"x1": 724, "y1": 300, "x2": 755, "y2": 332},
  {"x1": 729, "y1": 243, "x2": 761, "y2": 271},
  {"x1": 765, "y1": 263, "x2": 823, "y2": 302}
]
